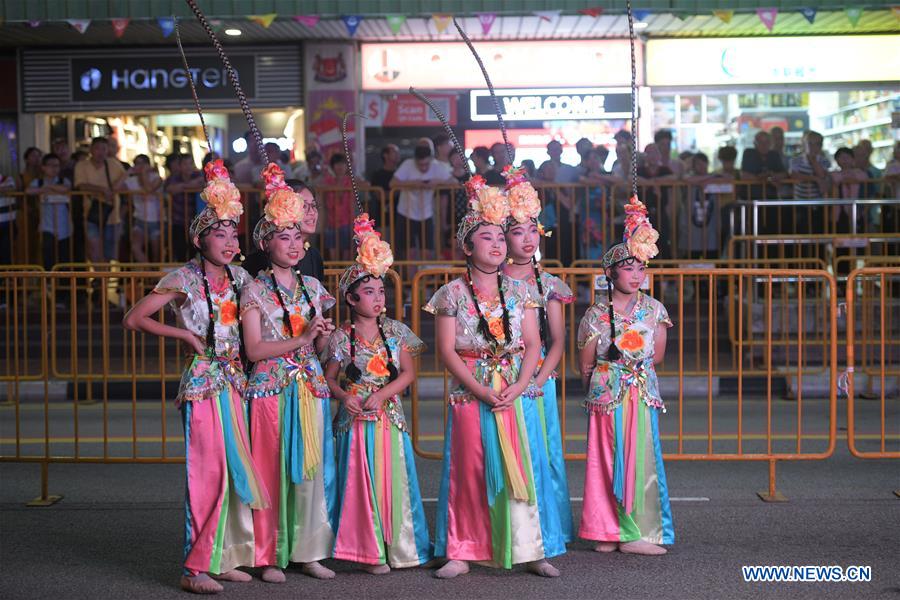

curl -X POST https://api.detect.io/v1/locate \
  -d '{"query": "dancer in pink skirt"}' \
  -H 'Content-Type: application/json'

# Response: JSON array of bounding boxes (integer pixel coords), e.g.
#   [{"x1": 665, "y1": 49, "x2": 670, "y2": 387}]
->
[
  {"x1": 578, "y1": 196, "x2": 675, "y2": 556},
  {"x1": 124, "y1": 161, "x2": 268, "y2": 594},
  {"x1": 241, "y1": 164, "x2": 337, "y2": 583}
]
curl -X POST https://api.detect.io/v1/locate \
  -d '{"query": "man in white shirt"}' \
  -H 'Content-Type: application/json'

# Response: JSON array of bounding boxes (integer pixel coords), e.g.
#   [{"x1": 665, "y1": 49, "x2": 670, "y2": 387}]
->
[
  {"x1": 124, "y1": 154, "x2": 163, "y2": 262},
  {"x1": 390, "y1": 144, "x2": 453, "y2": 259}
]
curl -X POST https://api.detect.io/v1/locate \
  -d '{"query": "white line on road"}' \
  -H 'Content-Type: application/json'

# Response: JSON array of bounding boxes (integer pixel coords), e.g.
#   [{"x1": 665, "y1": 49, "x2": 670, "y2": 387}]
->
[{"x1": 421, "y1": 497, "x2": 710, "y2": 503}]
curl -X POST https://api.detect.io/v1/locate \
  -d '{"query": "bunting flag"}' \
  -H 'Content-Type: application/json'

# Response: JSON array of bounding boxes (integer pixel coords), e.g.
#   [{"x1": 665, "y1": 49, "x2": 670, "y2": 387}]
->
[
  {"x1": 633, "y1": 10, "x2": 652, "y2": 22},
  {"x1": 67, "y1": 19, "x2": 91, "y2": 34},
  {"x1": 477, "y1": 12, "x2": 497, "y2": 35},
  {"x1": 248, "y1": 13, "x2": 277, "y2": 28},
  {"x1": 386, "y1": 15, "x2": 406, "y2": 34},
  {"x1": 578, "y1": 7, "x2": 604, "y2": 18},
  {"x1": 713, "y1": 10, "x2": 734, "y2": 24},
  {"x1": 111, "y1": 18, "x2": 130, "y2": 38},
  {"x1": 845, "y1": 7, "x2": 863, "y2": 27},
  {"x1": 672, "y1": 13, "x2": 690, "y2": 21},
  {"x1": 342, "y1": 15, "x2": 363, "y2": 36},
  {"x1": 533, "y1": 10, "x2": 561, "y2": 25},
  {"x1": 756, "y1": 8, "x2": 777, "y2": 31},
  {"x1": 293, "y1": 15, "x2": 320, "y2": 28},
  {"x1": 892, "y1": 6, "x2": 900, "y2": 21},
  {"x1": 798, "y1": 7, "x2": 817, "y2": 24},
  {"x1": 432, "y1": 14, "x2": 452, "y2": 33},
  {"x1": 26, "y1": 20, "x2": 41, "y2": 28},
  {"x1": 158, "y1": 17, "x2": 175, "y2": 37}
]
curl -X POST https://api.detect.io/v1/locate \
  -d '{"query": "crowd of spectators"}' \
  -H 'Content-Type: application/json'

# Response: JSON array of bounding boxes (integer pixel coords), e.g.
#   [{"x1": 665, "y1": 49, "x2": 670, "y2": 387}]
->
[{"x1": 3, "y1": 128, "x2": 899, "y2": 268}]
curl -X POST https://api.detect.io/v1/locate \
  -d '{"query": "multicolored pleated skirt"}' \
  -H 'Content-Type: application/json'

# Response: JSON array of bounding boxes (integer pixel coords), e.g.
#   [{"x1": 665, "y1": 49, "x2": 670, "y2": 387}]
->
[
  {"x1": 181, "y1": 359, "x2": 268, "y2": 575},
  {"x1": 433, "y1": 353, "x2": 546, "y2": 569},
  {"x1": 247, "y1": 357, "x2": 336, "y2": 568},
  {"x1": 332, "y1": 397, "x2": 432, "y2": 568},
  {"x1": 580, "y1": 385, "x2": 674, "y2": 545}
]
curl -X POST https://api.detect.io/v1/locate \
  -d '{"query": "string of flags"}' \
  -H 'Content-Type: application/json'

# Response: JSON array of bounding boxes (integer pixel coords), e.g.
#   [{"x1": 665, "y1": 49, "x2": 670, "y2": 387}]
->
[{"x1": 9, "y1": 7, "x2": 895, "y2": 38}]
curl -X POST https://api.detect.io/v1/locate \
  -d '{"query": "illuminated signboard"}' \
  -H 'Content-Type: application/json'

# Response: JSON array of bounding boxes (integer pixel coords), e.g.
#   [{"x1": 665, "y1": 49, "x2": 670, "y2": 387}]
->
[
  {"x1": 361, "y1": 40, "x2": 642, "y2": 90},
  {"x1": 647, "y1": 36, "x2": 900, "y2": 86},
  {"x1": 470, "y1": 88, "x2": 632, "y2": 121}
]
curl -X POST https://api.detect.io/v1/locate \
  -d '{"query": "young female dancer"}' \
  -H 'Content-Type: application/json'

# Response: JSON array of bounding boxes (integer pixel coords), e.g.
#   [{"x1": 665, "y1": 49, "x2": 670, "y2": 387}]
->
[
  {"x1": 324, "y1": 213, "x2": 432, "y2": 574},
  {"x1": 425, "y1": 175, "x2": 559, "y2": 579},
  {"x1": 240, "y1": 163, "x2": 337, "y2": 582},
  {"x1": 578, "y1": 197, "x2": 674, "y2": 555},
  {"x1": 502, "y1": 165, "x2": 574, "y2": 557},
  {"x1": 123, "y1": 160, "x2": 268, "y2": 594}
]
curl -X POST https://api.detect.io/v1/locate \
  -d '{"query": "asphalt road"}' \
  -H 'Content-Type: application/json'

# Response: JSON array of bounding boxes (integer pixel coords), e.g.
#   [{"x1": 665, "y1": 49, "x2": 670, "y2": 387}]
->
[{"x1": 1, "y1": 393, "x2": 898, "y2": 599}]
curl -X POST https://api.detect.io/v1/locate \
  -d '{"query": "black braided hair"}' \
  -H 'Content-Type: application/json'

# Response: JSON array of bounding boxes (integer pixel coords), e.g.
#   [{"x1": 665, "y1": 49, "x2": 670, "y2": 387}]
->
[
  {"x1": 293, "y1": 265, "x2": 317, "y2": 319},
  {"x1": 531, "y1": 256, "x2": 549, "y2": 348},
  {"x1": 267, "y1": 257, "x2": 295, "y2": 338},
  {"x1": 465, "y1": 262, "x2": 495, "y2": 342},
  {"x1": 199, "y1": 254, "x2": 216, "y2": 351},
  {"x1": 223, "y1": 265, "x2": 247, "y2": 369},
  {"x1": 496, "y1": 270, "x2": 513, "y2": 342},
  {"x1": 606, "y1": 268, "x2": 622, "y2": 362},
  {"x1": 344, "y1": 276, "x2": 398, "y2": 383}
]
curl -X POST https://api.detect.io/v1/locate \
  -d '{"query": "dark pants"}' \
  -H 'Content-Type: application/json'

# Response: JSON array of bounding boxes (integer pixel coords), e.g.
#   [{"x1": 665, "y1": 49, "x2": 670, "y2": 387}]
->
[
  {"x1": 394, "y1": 214, "x2": 434, "y2": 259},
  {"x1": 0, "y1": 221, "x2": 13, "y2": 264},
  {"x1": 42, "y1": 232, "x2": 71, "y2": 270}
]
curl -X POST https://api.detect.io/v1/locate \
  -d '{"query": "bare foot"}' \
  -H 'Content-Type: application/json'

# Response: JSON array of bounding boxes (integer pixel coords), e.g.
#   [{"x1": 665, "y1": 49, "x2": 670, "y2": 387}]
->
[
  {"x1": 434, "y1": 560, "x2": 469, "y2": 579},
  {"x1": 619, "y1": 540, "x2": 667, "y2": 555},
  {"x1": 594, "y1": 542, "x2": 618, "y2": 553},
  {"x1": 361, "y1": 563, "x2": 391, "y2": 575},
  {"x1": 260, "y1": 567, "x2": 286, "y2": 583},
  {"x1": 180, "y1": 573, "x2": 224, "y2": 594},
  {"x1": 526, "y1": 559, "x2": 560, "y2": 578},
  {"x1": 300, "y1": 561, "x2": 336, "y2": 579},
  {"x1": 212, "y1": 569, "x2": 251, "y2": 582}
]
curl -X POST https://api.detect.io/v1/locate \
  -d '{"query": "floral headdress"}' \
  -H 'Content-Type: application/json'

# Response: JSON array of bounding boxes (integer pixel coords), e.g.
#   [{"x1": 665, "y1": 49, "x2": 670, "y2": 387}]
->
[
  {"x1": 456, "y1": 174, "x2": 511, "y2": 248},
  {"x1": 339, "y1": 213, "x2": 394, "y2": 296},
  {"x1": 503, "y1": 164, "x2": 549, "y2": 237},
  {"x1": 601, "y1": 195, "x2": 660, "y2": 268},
  {"x1": 252, "y1": 162, "x2": 305, "y2": 246},
  {"x1": 189, "y1": 159, "x2": 244, "y2": 238}
]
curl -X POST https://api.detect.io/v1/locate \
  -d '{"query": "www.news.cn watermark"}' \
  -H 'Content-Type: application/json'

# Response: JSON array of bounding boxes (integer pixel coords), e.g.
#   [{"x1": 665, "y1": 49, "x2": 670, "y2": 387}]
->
[{"x1": 742, "y1": 565, "x2": 872, "y2": 583}]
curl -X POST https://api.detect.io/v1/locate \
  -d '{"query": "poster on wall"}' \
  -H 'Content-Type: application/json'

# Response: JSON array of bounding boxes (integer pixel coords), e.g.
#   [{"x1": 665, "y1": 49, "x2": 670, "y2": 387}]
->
[
  {"x1": 305, "y1": 43, "x2": 359, "y2": 159},
  {"x1": 363, "y1": 93, "x2": 457, "y2": 127},
  {"x1": 307, "y1": 90, "x2": 357, "y2": 160}
]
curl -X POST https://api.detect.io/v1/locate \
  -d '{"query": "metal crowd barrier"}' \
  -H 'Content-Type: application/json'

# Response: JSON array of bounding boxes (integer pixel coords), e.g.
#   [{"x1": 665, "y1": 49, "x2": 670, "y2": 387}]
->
[
  {"x1": 409, "y1": 267, "x2": 838, "y2": 502},
  {"x1": 845, "y1": 268, "x2": 900, "y2": 479}
]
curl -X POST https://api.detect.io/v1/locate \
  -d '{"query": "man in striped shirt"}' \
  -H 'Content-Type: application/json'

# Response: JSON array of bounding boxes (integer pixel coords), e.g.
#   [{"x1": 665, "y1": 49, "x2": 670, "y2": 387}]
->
[{"x1": 789, "y1": 130, "x2": 831, "y2": 233}]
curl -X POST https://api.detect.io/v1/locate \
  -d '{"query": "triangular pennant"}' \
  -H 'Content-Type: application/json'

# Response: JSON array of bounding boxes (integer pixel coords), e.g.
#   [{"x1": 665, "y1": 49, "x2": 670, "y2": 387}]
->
[
  {"x1": 111, "y1": 18, "x2": 130, "y2": 38},
  {"x1": 248, "y1": 13, "x2": 277, "y2": 28},
  {"x1": 342, "y1": 15, "x2": 363, "y2": 36},
  {"x1": 713, "y1": 10, "x2": 734, "y2": 24},
  {"x1": 432, "y1": 14, "x2": 452, "y2": 33},
  {"x1": 798, "y1": 7, "x2": 817, "y2": 24},
  {"x1": 893, "y1": 6, "x2": 900, "y2": 21},
  {"x1": 672, "y1": 13, "x2": 690, "y2": 21},
  {"x1": 578, "y1": 7, "x2": 604, "y2": 18},
  {"x1": 66, "y1": 19, "x2": 91, "y2": 34},
  {"x1": 293, "y1": 15, "x2": 320, "y2": 28},
  {"x1": 633, "y1": 10, "x2": 652, "y2": 22},
  {"x1": 26, "y1": 20, "x2": 41, "y2": 28},
  {"x1": 845, "y1": 7, "x2": 863, "y2": 27},
  {"x1": 533, "y1": 10, "x2": 561, "y2": 24},
  {"x1": 386, "y1": 15, "x2": 406, "y2": 34},
  {"x1": 157, "y1": 17, "x2": 175, "y2": 37},
  {"x1": 756, "y1": 8, "x2": 777, "y2": 31},
  {"x1": 477, "y1": 12, "x2": 497, "y2": 35}
]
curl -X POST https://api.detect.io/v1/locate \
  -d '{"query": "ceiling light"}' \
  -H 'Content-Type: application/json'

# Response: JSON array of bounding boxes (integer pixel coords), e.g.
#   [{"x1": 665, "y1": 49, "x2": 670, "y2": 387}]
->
[
  {"x1": 225, "y1": 28, "x2": 242, "y2": 36},
  {"x1": 634, "y1": 22, "x2": 648, "y2": 30}
]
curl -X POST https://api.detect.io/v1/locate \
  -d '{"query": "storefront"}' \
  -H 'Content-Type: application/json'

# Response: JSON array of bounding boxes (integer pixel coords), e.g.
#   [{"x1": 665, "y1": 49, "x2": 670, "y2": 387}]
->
[
  {"x1": 645, "y1": 35, "x2": 900, "y2": 169},
  {"x1": 359, "y1": 39, "x2": 650, "y2": 171},
  {"x1": 19, "y1": 45, "x2": 303, "y2": 171}
]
